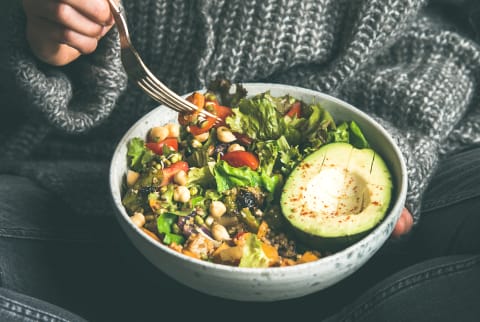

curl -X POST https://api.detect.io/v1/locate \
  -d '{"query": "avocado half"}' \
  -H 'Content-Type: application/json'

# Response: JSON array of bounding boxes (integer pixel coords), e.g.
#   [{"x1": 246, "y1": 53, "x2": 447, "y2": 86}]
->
[{"x1": 280, "y1": 142, "x2": 393, "y2": 251}]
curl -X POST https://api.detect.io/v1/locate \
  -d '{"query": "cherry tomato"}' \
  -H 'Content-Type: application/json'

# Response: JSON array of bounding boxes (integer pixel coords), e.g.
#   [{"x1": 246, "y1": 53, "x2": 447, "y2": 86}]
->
[
  {"x1": 187, "y1": 103, "x2": 233, "y2": 135},
  {"x1": 213, "y1": 104, "x2": 232, "y2": 126},
  {"x1": 188, "y1": 117, "x2": 216, "y2": 135},
  {"x1": 179, "y1": 92, "x2": 234, "y2": 135},
  {"x1": 285, "y1": 101, "x2": 302, "y2": 118},
  {"x1": 160, "y1": 161, "x2": 189, "y2": 186},
  {"x1": 188, "y1": 92, "x2": 206, "y2": 109},
  {"x1": 145, "y1": 138, "x2": 178, "y2": 155},
  {"x1": 221, "y1": 151, "x2": 259, "y2": 170},
  {"x1": 178, "y1": 92, "x2": 206, "y2": 126}
]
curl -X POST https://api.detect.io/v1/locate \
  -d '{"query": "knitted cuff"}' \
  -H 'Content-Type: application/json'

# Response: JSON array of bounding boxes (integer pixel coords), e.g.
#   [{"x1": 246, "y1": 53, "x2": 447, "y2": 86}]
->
[
  {"x1": 6, "y1": 4, "x2": 128, "y2": 134},
  {"x1": 369, "y1": 117, "x2": 439, "y2": 225}
]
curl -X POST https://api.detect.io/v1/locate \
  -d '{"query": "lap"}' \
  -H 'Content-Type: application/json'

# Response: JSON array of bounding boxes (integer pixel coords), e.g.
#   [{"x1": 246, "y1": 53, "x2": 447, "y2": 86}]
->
[
  {"x1": 413, "y1": 147, "x2": 480, "y2": 257},
  {"x1": 0, "y1": 174, "x2": 113, "y2": 242},
  {"x1": 1, "y1": 147, "x2": 479, "y2": 321},
  {"x1": 0, "y1": 174, "x2": 172, "y2": 321},
  {"x1": 0, "y1": 174, "x2": 255, "y2": 321},
  {"x1": 324, "y1": 254, "x2": 480, "y2": 322},
  {"x1": 0, "y1": 287, "x2": 87, "y2": 322},
  {"x1": 422, "y1": 147, "x2": 480, "y2": 212}
]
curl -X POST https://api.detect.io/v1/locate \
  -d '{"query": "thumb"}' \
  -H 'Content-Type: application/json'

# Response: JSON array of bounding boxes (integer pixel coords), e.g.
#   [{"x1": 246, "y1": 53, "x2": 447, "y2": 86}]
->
[{"x1": 391, "y1": 207, "x2": 413, "y2": 238}]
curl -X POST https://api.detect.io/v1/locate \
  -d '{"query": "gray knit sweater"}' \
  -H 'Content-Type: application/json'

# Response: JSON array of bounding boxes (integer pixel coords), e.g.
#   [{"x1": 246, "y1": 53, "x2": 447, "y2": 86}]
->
[{"x1": 1, "y1": 0, "x2": 480, "y2": 228}]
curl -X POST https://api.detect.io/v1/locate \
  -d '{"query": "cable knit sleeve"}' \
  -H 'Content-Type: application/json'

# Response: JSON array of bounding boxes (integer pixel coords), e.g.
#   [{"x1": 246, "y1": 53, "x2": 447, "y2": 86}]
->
[
  {"x1": 336, "y1": 15, "x2": 480, "y2": 223},
  {"x1": 5, "y1": 2, "x2": 128, "y2": 134}
]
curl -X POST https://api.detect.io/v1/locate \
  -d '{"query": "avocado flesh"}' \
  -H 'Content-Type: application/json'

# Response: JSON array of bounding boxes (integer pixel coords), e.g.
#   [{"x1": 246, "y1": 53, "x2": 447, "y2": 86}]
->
[{"x1": 280, "y1": 142, "x2": 392, "y2": 248}]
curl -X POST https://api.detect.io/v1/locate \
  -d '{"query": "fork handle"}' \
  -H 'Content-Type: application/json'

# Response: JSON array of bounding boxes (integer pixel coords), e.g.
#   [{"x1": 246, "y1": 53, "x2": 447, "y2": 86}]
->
[{"x1": 107, "y1": 0, "x2": 131, "y2": 48}]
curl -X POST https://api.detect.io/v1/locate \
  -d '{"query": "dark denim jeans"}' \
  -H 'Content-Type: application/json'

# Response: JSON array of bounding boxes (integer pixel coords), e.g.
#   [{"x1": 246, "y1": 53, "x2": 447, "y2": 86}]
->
[{"x1": 1, "y1": 147, "x2": 480, "y2": 322}]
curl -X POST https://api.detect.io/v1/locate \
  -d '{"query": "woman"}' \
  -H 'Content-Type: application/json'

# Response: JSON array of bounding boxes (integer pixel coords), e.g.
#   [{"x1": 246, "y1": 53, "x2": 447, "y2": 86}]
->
[{"x1": 0, "y1": 0, "x2": 479, "y2": 321}]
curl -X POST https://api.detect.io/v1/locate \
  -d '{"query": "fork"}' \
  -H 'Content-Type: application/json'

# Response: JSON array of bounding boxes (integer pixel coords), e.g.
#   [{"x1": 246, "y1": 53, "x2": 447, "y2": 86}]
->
[{"x1": 107, "y1": 0, "x2": 219, "y2": 120}]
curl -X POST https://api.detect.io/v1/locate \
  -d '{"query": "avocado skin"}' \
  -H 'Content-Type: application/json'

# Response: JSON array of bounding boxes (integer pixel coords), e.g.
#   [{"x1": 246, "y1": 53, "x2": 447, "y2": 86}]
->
[{"x1": 292, "y1": 225, "x2": 371, "y2": 252}]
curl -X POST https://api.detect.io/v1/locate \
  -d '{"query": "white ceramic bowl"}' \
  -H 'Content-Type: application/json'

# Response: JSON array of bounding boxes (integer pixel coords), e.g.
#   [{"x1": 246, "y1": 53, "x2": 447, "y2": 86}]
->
[{"x1": 109, "y1": 83, "x2": 407, "y2": 301}]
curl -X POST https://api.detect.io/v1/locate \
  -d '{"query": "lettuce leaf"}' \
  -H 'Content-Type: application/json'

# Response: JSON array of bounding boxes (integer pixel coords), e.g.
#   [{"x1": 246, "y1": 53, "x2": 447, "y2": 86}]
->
[
  {"x1": 276, "y1": 136, "x2": 302, "y2": 174},
  {"x1": 348, "y1": 120, "x2": 370, "y2": 149},
  {"x1": 227, "y1": 92, "x2": 337, "y2": 147},
  {"x1": 255, "y1": 136, "x2": 302, "y2": 176},
  {"x1": 331, "y1": 121, "x2": 350, "y2": 143},
  {"x1": 212, "y1": 160, "x2": 279, "y2": 193},
  {"x1": 213, "y1": 160, "x2": 262, "y2": 192},
  {"x1": 187, "y1": 164, "x2": 216, "y2": 188},
  {"x1": 227, "y1": 92, "x2": 285, "y2": 141},
  {"x1": 328, "y1": 121, "x2": 370, "y2": 149},
  {"x1": 303, "y1": 103, "x2": 335, "y2": 134},
  {"x1": 127, "y1": 138, "x2": 155, "y2": 172},
  {"x1": 206, "y1": 78, "x2": 248, "y2": 107},
  {"x1": 157, "y1": 212, "x2": 185, "y2": 245},
  {"x1": 239, "y1": 234, "x2": 270, "y2": 268}
]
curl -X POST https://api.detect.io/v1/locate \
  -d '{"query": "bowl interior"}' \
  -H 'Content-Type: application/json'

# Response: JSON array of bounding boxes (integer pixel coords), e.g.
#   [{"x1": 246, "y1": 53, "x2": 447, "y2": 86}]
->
[{"x1": 109, "y1": 83, "x2": 407, "y2": 301}]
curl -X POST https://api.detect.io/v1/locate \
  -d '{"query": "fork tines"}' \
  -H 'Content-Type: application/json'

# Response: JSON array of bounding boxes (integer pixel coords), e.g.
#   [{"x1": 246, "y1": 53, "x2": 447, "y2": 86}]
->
[{"x1": 108, "y1": 0, "x2": 220, "y2": 122}]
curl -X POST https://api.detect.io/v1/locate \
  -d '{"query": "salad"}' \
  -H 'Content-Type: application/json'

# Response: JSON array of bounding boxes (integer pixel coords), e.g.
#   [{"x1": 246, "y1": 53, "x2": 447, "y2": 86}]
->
[{"x1": 121, "y1": 79, "x2": 371, "y2": 267}]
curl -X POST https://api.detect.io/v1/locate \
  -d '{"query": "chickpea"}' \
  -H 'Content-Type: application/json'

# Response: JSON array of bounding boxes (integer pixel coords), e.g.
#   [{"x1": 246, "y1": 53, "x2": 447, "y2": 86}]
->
[
  {"x1": 216, "y1": 126, "x2": 237, "y2": 143},
  {"x1": 149, "y1": 126, "x2": 168, "y2": 142},
  {"x1": 194, "y1": 131, "x2": 209, "y2": 143},
  {"x1": 209, "y1": 200, "x2": 227, "y2": 218},
  {"x1": 227, "y1": 143, "x2": 245, "y2": 152},
  {"x1": 166, "y1": 123, "x2": 180, "y2": 138},
  {"x1": 173, "y1": 170, "x2": 188, "y2": 186},
  {"x1": 126, "y1": 170, "x2": 140, "y2": 187},
  {"x1": 173, "y1": 185, "x2": 191, "y2": 203},
  {"x1": 130, "y1": 212, "x2": 146, "y2": 228}
]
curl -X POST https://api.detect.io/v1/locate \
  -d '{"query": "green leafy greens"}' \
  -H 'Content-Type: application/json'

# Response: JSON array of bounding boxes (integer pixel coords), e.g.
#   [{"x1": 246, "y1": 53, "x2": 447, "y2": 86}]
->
[{"x1": 127, "y1": 138, "x2": 155, "y2": 172}]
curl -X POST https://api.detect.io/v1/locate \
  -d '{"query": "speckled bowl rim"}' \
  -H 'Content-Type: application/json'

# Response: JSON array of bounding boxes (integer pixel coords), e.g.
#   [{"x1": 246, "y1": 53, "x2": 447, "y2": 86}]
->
[{"x1": 109, "y1": 83, "x2": 408, "y2": 277}]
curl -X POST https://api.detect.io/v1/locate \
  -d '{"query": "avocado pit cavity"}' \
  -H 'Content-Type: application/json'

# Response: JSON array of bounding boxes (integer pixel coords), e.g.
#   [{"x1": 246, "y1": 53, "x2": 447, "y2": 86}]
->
[{"x1": 303, "y1": 167, "x2": 368, "y2": 217}]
